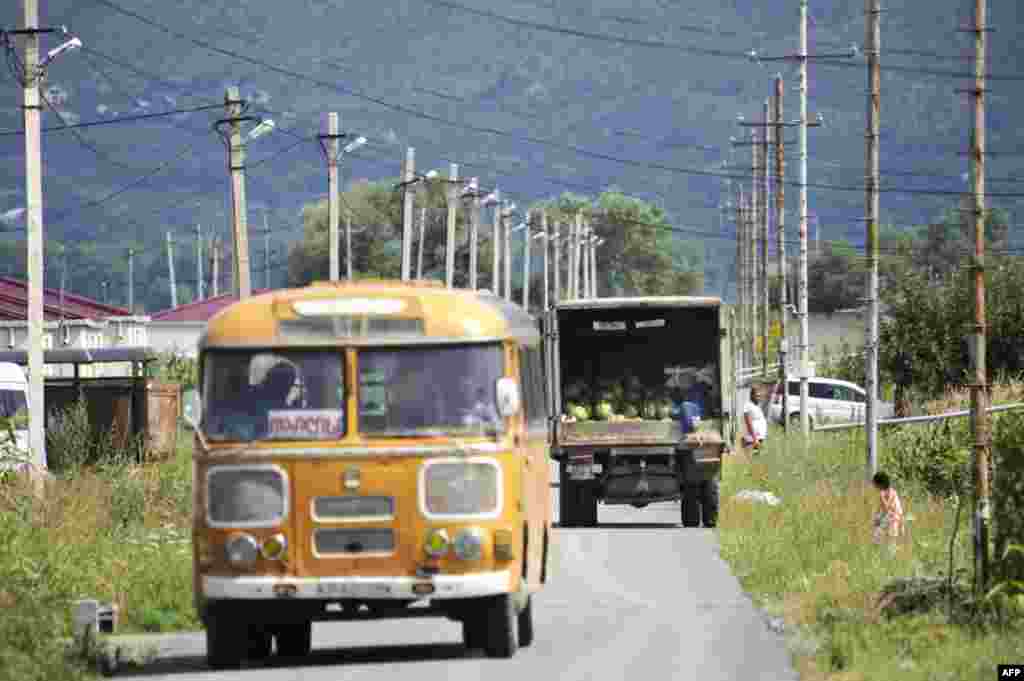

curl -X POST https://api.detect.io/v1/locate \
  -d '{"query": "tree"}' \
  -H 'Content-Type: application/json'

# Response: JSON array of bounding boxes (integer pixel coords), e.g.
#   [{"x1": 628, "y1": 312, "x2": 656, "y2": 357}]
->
[{"x1": 806, "y1": 239, "x2": 863, "y2": 314}]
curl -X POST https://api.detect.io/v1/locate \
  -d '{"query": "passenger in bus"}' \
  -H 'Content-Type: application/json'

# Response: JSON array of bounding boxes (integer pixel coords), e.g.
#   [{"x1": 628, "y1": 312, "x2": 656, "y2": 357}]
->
[
  {"x1": 256, "y1": 362, "x2": 297, "y2": 411},
  {"x1": 458, "y1": 378, "x2": 500, "y2": 428}
]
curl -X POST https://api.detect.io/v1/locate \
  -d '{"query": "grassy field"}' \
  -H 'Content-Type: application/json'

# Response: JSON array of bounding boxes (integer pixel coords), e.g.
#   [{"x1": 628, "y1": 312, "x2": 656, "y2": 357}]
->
[
  {"x1": 717, "y1": 425, "x2": 1022, "y2": 681},
  {"x1": 0, "y1": 433, "x2": 197, "y2": 680}
]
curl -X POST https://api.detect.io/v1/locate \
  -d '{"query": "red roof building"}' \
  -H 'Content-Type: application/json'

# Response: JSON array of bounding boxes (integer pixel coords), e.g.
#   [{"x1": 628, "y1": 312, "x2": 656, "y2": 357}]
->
[
  {"x1": 0, "y1": 276, "x2": 131, "y2": 321},
  {"x1": 150, "y1": 289, "x2": 272, "y2": 323}
]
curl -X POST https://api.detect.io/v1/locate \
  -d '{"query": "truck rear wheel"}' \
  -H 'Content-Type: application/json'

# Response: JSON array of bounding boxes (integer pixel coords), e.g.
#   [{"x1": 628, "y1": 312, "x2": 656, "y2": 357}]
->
[
  {"x1": 559, "y1": 464, "x2": 598, "y2": 527},
  {"x1": 700, "y1": 478, "x2": 720, "y2": 528},
  {"x1": 681, "y1": 484, "x2": 702, "y2": 528}
]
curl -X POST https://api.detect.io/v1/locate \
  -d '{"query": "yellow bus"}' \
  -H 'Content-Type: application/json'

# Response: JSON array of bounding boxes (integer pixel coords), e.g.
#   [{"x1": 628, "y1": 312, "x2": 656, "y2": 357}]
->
[{"x1": 189, "y1": 280, "x2": 553, "y2": 669}]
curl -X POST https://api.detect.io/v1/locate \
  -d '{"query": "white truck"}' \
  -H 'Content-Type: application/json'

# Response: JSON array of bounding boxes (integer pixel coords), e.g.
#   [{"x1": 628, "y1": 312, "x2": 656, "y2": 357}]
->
[{"x1": 543, "y1": 297, "x2": 732, "y2": 528}]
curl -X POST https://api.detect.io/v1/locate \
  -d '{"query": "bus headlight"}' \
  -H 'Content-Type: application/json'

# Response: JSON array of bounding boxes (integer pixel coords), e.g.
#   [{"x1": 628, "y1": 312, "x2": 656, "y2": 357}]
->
[
  {"x1": 424, "y1": 528, "x2": 450, "y2": 558},
  {"x1": 453, "y1": 528, "x2": 484, "y2": 561},
  {"x1": 225, "y1": 533, "x2": 259, "y2": 568},
  {"x1": 261, "y1": 533, "x2": 288, "y2": 561}
]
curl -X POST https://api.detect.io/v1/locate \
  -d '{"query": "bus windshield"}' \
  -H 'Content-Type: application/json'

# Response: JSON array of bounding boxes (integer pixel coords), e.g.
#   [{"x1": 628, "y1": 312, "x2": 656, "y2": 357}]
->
[
  {"x1": 202, "y1": 350, "x2": 345, "y2": 442},
  {"x1": 358, "y1": 344, "x2": 505, "y2": 437}
]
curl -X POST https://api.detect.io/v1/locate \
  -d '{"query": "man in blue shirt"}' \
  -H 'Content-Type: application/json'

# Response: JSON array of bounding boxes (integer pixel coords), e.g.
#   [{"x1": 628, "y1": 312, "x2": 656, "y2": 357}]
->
[{"x1": 671, "y1": 380, "x2": 708, "y2": 435}]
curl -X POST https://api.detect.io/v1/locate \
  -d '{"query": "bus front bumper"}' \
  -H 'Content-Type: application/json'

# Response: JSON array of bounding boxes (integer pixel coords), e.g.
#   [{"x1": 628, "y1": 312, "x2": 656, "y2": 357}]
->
[{"x1": 202, "y1": 569, "x2": 512, "y2": 601}]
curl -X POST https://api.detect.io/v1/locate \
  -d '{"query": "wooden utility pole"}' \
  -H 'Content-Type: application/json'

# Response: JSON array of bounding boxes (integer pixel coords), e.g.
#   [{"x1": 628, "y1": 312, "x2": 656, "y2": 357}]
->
[
  {"x1": 865, "y1": 0, "x2": 881, "y2": 476},
  {"x1": 491, "y1": 188, "x2": 501, "y2": 294},
  {"x1": 417, "y1": 205, "x2": 426, "y2": 281},
  {"x1": 444, "y1": 163, "x2": 459, "y2": 288},
  {"x1": 224, "y1": 87, "x2": 252, "y2": 299},
  {"x1": 400, "y1": 147, "x2": 415, "y2": 281},
  {"x1": 761, "y1": 99, "x2": 770, "y2": 379},
  {"x1": 21, "y1": 0, "x2": 46, "y2": 472},
  {"x1": 195, "y1": 224, "x2": 204, "y2": 301},
  {"x1": 166, "y1": 234, "x2": 177, "y2": 309},
  {"x1": 322, "y1": 112, "x2": 341, "y2": 282},
  {"x1": 967, "y1": 0, "x2": 991, "y2": 592},
  {"x1": 775, "y1": 76, "x2": 789, "y2": 433}
]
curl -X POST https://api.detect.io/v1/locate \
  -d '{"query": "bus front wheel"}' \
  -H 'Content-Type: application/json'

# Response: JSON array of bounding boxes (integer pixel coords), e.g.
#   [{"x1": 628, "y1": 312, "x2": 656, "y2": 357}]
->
[
  {"x1": 482, "y1": 594, "x2": 518, "y2": 658},
  {"x1": 274, "y1": 621, "x2": 312, "y2": 658},
  {"x1": 205, "y1": 611, "x2": 245, "y2": 670}
]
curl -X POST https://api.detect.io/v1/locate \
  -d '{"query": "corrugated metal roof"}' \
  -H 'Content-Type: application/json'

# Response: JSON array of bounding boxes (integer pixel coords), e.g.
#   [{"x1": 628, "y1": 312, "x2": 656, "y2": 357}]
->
[
  {"x1": 0, "y1": 277, "x2": 131, "y2": 320},
  {"x1": 150, "y1": 288, "x2": 272, "y2": 322}
]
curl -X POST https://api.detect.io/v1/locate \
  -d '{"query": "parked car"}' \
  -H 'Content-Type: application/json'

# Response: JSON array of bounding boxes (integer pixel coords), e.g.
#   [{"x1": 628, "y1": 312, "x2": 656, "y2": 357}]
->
[
  {"x1": 0, "y1": 362, "x2": 29, "y2": 467},
  {"x1": 768, "y1": 376, "x2": 895, "y2": 428}
]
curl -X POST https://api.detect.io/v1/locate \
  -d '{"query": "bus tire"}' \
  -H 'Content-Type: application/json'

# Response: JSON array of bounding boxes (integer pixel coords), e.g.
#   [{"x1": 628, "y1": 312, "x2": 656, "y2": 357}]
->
[
  {"x1": 482, "y1": 594, "x2": 518, "y2": 658},
  {"x1": 517, "y1": 595, "x2": 535, "y2": 647},
  {"x1": 681, "y1": 484, "x2": 701, "y2": 528},
  {"x1": 274, "y1": 621, "x2": 312, "y2": 658},
  {"x1": 462, "y1": 616, "x2": 485, "y2": 650},
  {"x1": 205, "y1": 610, "x2": 244, "y2": 670},
  {"x1": 247, "y1": 626, "x2": 273, "y2": 660}
]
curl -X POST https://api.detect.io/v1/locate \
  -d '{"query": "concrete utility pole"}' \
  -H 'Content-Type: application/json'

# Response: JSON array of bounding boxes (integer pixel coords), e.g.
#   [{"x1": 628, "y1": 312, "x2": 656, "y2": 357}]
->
[
  {"x1": 466, "y1": 178, "x2": 481, "y2": 290},
  {"x1": 166, "y1": 234, "x2": 177, "y2": 309},
  {"x1": 591, "y1": 236, "x2": 601, "y2": 298},
  {"x1": 798, "y1": 0, "x2": 811, "y2": 438},
  {"x1": 223, "y1": 87, "x2": 252, "y2": 299},
  {"x1": 321, "y1": 112, "x2": 342, "y2": 282},
  {"x1": 775, "y1": 75, "x2": 789, "y2": 433},
  {"x1": 20, "y1": 0, "x2": 46, "y2": 472},
  {"x1": 522, "y1": 213, "x2": 532, "y2": 309},
  {"x1": 127, "y1": 247, "x2": 135, "y2": 313},
  {"x1": 195, "y1": 224, "x2": 204, "y2": 301},
  {"x1": 417, "y1": 205, "x2": 426, "y2": 281},
  {"x1": 345, "y1": 210, "x2": 352, "y2": 282},
  {"x1": 212, "y1": 238, "x2": 220, "y2": 297},
  {"x1": 750, "y1": 127, "x2": 760, "y2": 369},
  {"x1": 444, "y1": 163, "x2": 459, "y2": 289},
  {"x1": 263, "y1": 209, "x2": 271, "y2": 289},
  {"x1": 967, "y1": 0, "x2": 991, "y2": 593},
  {"x1": 552, "y1": 219, "x2": 562, "y2": 304},
  {"x1": 504, "y1": 203, "x2": 513, "y2": 301},
  {"x1": 865, "y1": 0, "x2": 881, "y2": 477},
  {"x1": 761, "y1": 99, "x2": 770, "y2": 380},
  {"x1": 400, "y1": 147, "x2": 415, "y2": 281},
  {"x1": 491, "y1": 188, "x2": 501, "y2": 294},
  {"x1": 734, "y1": 188, "x2": 746, "y2": 370},
  {"x1": 540, "y1": 211, "x2": 550, "y2": 310}
]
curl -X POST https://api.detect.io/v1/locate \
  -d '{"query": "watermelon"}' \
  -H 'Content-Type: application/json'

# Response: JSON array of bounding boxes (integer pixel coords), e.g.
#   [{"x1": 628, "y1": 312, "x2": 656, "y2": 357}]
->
[{"x1": 594, "y1": 401, "x2": 615, "y2": 421}]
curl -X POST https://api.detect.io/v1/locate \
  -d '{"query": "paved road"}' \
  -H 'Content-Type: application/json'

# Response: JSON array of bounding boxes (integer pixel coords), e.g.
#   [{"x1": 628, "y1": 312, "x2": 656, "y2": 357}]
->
[{"x1": 113, "y1": 501, "x2": 796, "y2": 681}]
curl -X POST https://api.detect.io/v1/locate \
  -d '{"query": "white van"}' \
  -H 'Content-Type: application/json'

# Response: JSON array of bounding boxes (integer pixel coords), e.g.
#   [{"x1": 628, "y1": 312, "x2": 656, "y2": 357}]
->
[
  {"x1": 0, "y1": 362, "x2": 30, "y2": 468},
  {"x1": 768, "y1": 375, "x2": 895, "y2": 428}
]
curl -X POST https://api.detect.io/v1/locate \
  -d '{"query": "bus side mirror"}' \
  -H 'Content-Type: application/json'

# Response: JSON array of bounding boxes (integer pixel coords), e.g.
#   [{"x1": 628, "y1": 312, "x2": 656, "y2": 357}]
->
[{"x1": 496, "y1": 378, "x2": 520, "y2": 417}]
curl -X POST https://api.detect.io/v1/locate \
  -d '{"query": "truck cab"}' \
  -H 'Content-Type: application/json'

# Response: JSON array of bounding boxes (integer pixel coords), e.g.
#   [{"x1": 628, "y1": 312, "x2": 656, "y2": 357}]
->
[{"x1": 543, "y1": 297, "x2": 731, "y2": 528}]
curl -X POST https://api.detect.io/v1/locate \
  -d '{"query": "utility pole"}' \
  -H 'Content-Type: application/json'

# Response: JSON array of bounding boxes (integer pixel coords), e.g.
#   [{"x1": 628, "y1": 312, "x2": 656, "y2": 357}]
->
[
  {"x1": 417, "y1": 205, "x2": 426, "y2": 281},
  {"x1": 19, "y1": 0, "x2": 47, "y2": 472},
  {"x1": 966, "y1": 0, "x2": 991, "y2": 593},
  {"x1": 491, "y1": 188, "x2": 501, "y2": 294},
  {"x1": 591, "y1": 235, "x2": 600, "y2": 298},
  {"x1": 504, "y1": 203, "x2": 513, "y2": 301},
  {"x1": 166, "y1": 234, "x2": 178, "y2": 309},
  {"x1": 552, "y1": 219, "x2": 562, "y2": 304},
  {"x1": 400, "y1": 148, "x2": 416, "y2": 281},
  {"x1": 195, "y1": 224, "x2": 204, "y2": 301},
  {"x1": 775, "y1": 75, "x2": 789, "y2": 433},
  {"x1": 750, "y1": 126, "x2": 760, "y2": 370},
  {"x1": 263, "y1": 210, "x2": 271, "y2": 289},
  {"x1": 734, "y1": 187, "x2": 746, "y2": 370},
  {"x1": 466, "y1": 178, "x2": 481, "y2": 290},
  {"x1": 212, "y1": 238, "x2": 220, "y2": 297},
  {"x1": 761, "y1": 99, "x2": 770, "y2": 380},
  {"x1": 222, "y1": 87, "x2": 252, "y2": 299},
  {"x1": 345, "y1": 210, "x2": 353, "y2": 282},
  {"x1": 444, "y1": 163, "x2": 459, "y2": 288},
  {"x1": 865, "y1": 0, "x2": 881, "y2": 477},
  {"x1": 127, "y1": 247, "x2": 135, "y2": 313},
  {"x1": 541, "y1": 211, "x2": 550, "y2": 310},
  {"x1": 321, "y1": 112, "x2": 342, "y2": 282},
  {"x1": 522, "y1": 213, "x2": 532, "y2": 309},
  {"x1": 795, "y1": 0, "x2": 811, "y2": 437}
]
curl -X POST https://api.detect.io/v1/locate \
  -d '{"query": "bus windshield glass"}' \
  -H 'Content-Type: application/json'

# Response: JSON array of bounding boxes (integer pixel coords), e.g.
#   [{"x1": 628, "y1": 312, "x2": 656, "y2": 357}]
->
[
  {"x1": 202, "y1": 350, "x2": 345, "y2": 442},
  {"x1": 358, "y1": 344, "x2": 505, "y2": 437}
]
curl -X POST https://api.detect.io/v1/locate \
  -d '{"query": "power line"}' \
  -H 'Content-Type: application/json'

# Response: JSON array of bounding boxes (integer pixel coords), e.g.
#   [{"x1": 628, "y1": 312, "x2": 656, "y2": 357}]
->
[{"x1": 0, "y1": 102, "x2": 223, "y2": 136}]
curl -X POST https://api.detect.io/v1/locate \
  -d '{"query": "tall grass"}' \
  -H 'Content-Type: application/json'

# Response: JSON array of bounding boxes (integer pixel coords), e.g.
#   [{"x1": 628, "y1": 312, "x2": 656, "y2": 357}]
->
[
  {"x1": 718, "y1": 426, "x2": 1022, "y2": 681},
  {"x1": 0, "y1": 400, "x2": 197, "y2": 680}
]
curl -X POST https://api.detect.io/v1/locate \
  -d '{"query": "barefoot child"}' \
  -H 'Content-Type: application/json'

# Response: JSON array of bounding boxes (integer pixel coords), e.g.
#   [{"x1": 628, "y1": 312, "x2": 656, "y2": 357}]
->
[{"x1": 871, "y1": 471, "x2": 904, "y2": 544}]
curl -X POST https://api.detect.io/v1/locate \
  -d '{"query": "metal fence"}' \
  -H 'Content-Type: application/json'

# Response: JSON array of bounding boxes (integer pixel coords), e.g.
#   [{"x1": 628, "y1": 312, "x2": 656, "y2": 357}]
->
[{"x1": 812, "y1": 402, "x2": 1024, "y2": 432}]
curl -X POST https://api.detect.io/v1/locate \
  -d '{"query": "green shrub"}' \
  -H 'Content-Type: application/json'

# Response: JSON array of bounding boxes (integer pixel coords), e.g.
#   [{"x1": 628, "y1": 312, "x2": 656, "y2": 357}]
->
[
  {"x1": 44, "y1": 398, "x2": 143, "y2": 475},
  {"x1": 993, "y1": 411, "x2": 1024, "y2": 582},
  {"x1": 880, "y1": 419, "x2": 973, "y2": 498}
]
